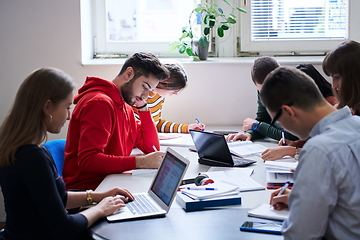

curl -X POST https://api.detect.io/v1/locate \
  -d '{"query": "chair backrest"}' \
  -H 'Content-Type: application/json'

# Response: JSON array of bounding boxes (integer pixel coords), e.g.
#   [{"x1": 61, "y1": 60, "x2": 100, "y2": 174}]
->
[{"x1": 42, "y1": 139, "x2": 66, "y2": 176}]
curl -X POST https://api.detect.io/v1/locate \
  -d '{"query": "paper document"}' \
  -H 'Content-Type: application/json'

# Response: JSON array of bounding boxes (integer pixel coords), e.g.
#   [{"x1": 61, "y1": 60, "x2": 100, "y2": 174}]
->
[
  {"x1": 248, "y1": 203, "x2": 290, "y2": 221},
  {"x1": 158, "y1": 133, "x2": 182, "y2": 140},
  {"x1": 228, "y1": 141, "x2": 267, "y2": 157},
  {"x1": 205, "y1": 170, "x2": 264, "y2": 192},
  {"x1": 265, "y1": 161, "x2": 298, "y2": 171},
  {"x1": 208, "y1": 167, "x2": 254, "y2": 176},
  {"x1": 126, "y1": 169, "x2": 158, "y2": 177},
  {"x1": 266, "y1": 171, "x2": 294, "y2": 183},
  {"x1": 159, "y1": 133, "x2": 194, "y2": 147},
  {"x1": 181, "y1": 181, "x2": 239, "y2": 200}
]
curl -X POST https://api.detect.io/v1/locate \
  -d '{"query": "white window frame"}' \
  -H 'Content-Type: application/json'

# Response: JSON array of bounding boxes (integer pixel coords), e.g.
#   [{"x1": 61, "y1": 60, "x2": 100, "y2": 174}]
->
[
  {"x1": 87, "y1": 0, "x2": 360, "y2": 60},
  {"x1": 92, "y1": 0, "x2": 207, "y2": 57},
  {"x1": 238, "y1": 0, "x2": 360, "y2": 55}
]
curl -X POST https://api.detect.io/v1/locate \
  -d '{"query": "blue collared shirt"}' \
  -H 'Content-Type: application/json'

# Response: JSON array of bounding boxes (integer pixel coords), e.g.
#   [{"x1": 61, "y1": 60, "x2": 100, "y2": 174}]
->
[{"x1": 282, "y1": 106, "x2": 360, "y2": 240}]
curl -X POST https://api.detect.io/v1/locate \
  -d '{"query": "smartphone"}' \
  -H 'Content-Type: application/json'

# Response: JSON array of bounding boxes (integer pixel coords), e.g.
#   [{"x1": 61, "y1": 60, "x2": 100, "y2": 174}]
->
[
  {"x1": 240, "y1": 221, "x2": 282, "y2": 235},
  {"x1": 266, "y1": 182, "x2": 294, "y2": 189}
]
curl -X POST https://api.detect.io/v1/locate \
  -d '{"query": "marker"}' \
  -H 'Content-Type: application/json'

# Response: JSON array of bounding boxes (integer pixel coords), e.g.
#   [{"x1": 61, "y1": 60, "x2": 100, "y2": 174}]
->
[
  {"x1": 195, "y1": 118, "x2": 204, "y2": 131},
  {"x1": 186, "y1": 187, "x2": 217, "y2": 190},
  {"x1": 277, "y1": 181, "x2": 290, "y2": 196},
  {"x1": 281, "y1": 130, "x2": 286, "y2": 146},
  {"x1": 152, "y1": 145, "x2": 158, "y2": 152}
]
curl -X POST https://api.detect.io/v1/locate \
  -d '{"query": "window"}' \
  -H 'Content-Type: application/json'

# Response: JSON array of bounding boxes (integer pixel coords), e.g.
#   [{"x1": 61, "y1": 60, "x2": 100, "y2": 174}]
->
[
  {"x1": 89, "y1": 0, "x2": 358, "y2": 59},
  {"x1": 239, "y1": 0, "x2": 355, "y2": 55},
  {"x1": 93, "y1": 0, "x2": 201, "y2": 57}
]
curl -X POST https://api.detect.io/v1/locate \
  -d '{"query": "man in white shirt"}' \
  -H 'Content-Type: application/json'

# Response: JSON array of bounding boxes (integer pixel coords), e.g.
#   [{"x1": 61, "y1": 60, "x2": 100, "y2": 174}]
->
[{"x1": 261, "y1": 66, "x2": 360, "y2": 240}]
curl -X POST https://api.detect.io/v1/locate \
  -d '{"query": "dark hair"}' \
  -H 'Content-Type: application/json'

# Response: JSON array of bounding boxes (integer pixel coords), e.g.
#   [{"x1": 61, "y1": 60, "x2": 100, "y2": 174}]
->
[
  {"x1": 119, "y1": 52, "x2": 169, "y2": 81},
  {"x1": 0, "y1": 68, "x2": 75, "y2": 167},
  {"x1": 260, "y1": 67, "x2": 326, "y2": 113},
  {"x1": 322, "y1": 40, "x2": 360, "y2": 114},
  {"x1": 296, "y1": 63, "x2": 334, "y2": 98},
  {"x1": 251, "y1": 56, "x2": 280, "y2": 84},
  {"x1": 156, "y1": 63, "x2": 187, "y2": 91}
]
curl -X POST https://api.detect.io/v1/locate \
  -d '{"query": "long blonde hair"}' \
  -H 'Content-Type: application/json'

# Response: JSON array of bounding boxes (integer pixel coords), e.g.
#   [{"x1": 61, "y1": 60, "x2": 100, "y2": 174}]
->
[{"x1": 0, "y1": 68, "x2": 75, "y2": 167}]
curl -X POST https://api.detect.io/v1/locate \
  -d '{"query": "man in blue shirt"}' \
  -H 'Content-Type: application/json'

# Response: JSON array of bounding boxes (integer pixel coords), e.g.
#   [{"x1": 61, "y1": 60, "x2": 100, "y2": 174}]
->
[{"x1": 261, "y1": 66, "x2": 360, "y2": 239}]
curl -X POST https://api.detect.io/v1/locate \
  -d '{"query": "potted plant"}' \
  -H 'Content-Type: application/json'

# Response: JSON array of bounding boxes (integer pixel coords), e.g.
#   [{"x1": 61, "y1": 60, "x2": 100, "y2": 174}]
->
[{"x1": 169, "y1": 0, "x2": 247, "y2": 61}]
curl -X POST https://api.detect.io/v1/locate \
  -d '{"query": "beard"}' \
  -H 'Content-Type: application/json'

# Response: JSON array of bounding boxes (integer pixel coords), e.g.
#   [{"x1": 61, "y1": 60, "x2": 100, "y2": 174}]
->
[{"x1": 120, "y1": 79, "x2": 136, "y2": 106}]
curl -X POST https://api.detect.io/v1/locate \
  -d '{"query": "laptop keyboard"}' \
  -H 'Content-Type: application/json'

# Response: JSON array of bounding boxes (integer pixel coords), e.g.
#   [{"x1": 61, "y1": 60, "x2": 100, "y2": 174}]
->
[{"x1": 127, "y1": 194, "x2": 158, "y2": 215}]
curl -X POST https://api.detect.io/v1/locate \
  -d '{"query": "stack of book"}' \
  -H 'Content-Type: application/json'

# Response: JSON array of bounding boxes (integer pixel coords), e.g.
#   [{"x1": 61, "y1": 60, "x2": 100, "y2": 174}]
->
[
  {"x1": 176, "y1": 181, "x2": 242, "y2": 211},
  {"x1": 265, "y1": 159, "x2": 298, "y2": 189}
]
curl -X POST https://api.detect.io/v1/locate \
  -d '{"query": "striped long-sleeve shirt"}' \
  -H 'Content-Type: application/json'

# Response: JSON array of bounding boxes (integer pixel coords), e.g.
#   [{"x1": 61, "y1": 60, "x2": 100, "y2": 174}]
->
[{"x1": 133, "y1": 92, "x2": 189, "y2": 133}]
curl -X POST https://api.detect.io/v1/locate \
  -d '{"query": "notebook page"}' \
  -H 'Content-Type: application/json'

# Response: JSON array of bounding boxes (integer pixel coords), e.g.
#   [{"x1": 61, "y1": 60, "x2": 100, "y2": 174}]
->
[{"x1": 248, "y1": 203, "x2": 290, "y2": 221}]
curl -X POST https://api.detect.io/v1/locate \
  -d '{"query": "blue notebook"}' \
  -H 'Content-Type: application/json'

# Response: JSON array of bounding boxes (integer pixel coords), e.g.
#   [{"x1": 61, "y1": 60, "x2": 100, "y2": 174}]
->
[{"x1": 176, "y1": 192, "x2": 241, "y2": 211}]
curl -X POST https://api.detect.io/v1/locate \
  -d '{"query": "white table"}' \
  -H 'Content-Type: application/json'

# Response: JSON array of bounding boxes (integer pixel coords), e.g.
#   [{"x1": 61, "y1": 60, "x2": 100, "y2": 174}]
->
[
  {"x1": 95, "y1": 138, "x2": 278, "y2": 209},
  {"x1": 91, "y1": 127, "x2": 283, "y2": 240}
]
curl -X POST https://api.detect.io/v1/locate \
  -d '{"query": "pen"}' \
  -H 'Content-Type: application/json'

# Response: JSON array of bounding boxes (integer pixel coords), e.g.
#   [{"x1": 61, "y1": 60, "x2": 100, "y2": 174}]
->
[
  {"x1": 152, "y1": 145, "x2": 158, "y2": 152},
  {"x1": 277, "y1": 181, "x2": 290, "y2": 196},
  {"x1": 185, "y1": 187, "x2": 218, "y2": 190},
  {"x1": 281, "y1": 130, "x2": 286, "y2": 146},
  {"x1": 195, "y1": 118, "x2": 204, "y2": 131}
]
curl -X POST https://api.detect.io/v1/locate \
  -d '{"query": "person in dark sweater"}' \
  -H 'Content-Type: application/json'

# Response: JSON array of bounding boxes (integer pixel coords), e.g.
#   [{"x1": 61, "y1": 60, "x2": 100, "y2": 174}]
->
[
  {"x1": 226, "y1": 56, "x2": 299, "y2": 142},
  {"x1": 0, "y1": 68, "x2": 134, "y2": 240}
]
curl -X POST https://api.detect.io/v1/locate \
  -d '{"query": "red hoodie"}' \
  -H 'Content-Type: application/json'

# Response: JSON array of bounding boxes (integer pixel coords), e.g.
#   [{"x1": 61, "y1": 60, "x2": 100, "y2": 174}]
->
[{"x1": 63, "y1": 76, "x2": 159, "y2": 190}]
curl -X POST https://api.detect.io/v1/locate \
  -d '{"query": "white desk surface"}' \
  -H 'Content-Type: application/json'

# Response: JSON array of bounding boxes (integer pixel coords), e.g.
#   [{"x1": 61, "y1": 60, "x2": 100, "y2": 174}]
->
[{"x1": 95, "y1": 126, "x2": 279, "y2": 210}]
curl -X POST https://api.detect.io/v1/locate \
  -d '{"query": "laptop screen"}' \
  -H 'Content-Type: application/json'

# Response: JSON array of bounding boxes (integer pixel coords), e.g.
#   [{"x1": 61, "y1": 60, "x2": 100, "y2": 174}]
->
[
  {"x1": 190, "y1": 130, "x2": 233, "y2": 163},
  {"x1": 150, "y1": 150, "x2": 187, "y2": 206}
]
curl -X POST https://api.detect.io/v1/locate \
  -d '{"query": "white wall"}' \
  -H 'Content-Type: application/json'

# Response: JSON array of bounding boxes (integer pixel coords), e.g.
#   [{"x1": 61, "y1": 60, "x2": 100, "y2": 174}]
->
[{"x1": 0, "y1": 0, "x2": 356, "y2": 222}]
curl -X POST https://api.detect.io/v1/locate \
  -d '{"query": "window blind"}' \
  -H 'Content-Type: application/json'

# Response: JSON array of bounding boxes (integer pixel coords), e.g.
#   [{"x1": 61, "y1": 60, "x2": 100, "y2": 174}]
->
[{"x1": 251, "y1": 0, "x2": 348, "y2": 41}]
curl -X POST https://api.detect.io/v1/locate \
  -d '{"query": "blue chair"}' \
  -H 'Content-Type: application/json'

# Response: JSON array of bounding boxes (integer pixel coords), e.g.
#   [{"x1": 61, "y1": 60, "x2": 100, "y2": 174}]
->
[{"x1": 42, "y1": 139, "x2": 66, "y2": 176}]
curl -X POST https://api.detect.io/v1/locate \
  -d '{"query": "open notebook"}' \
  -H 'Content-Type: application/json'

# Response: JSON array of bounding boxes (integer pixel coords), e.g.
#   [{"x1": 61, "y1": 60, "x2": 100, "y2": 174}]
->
[
  {"x1": 248, "y1": 203, "x2": 290, "y2": 221},
  {"x1": 107, "y1": 147, "x2": 189, "y2": 221}
]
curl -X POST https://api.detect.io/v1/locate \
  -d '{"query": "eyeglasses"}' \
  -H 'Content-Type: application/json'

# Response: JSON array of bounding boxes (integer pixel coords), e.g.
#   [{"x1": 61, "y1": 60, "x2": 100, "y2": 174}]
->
[{"x1": 270, "y1": 102, "x2": 293, "y2": 126}]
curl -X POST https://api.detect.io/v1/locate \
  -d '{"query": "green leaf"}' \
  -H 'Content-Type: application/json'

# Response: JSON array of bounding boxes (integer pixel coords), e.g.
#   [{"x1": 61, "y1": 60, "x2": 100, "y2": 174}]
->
[
  {"x1": 204, "y1": 27, "x2": 210, "y2": 36},
  {"x1": 227, "y1": 17, "x2": 236, "y2": 24},
  {"x1": 209, "y1": 7, "x2": 217, "y2": 14},
  {"x1": 179, "y1": 32, "x2": 188, "y2": 40},
  {"x1": 199, "y1": 36, "x2": 208, "y2": 48},
  {"x1": 217, "y1": 27, "x2": 224, "y2": 37},
  {"x1": 209, "y1": 16, "x2": 216, "y2": 27},
  {"x1": 222, "y1": 0, "x2": 232, "y2": 7},
  {"x1": 203, "y1": 14, "x2": 209, "y2": 25},
  {"x1": 236, "y1": 7, "x2": 247, "y2": 13},
  {"x1": 194, "y1": 7, "x2": 206, "y2": 12},
  {"x1": 193, "y1": 56, "x2": 201, "y2": 61},
  {"x1": 218, "y1": 8, "x2": 223, "y2": 14},
  {"x1": 186, "y1": 48, "x2": 195, "y2": 56},
  {"x1": 209, "y1": 3, "x2": 218, "y2": 8},
  {"x1": 188, "y1": 31, "x2": 193, "y2": 39},
  {"x1": 169, "y1": 44, "x2": 178, "y2": 53},
  {"x1": 221, "y1": 24, "x2": 230, "y2": 30},
  {"x1": 230, "y1": 14, "x2": 236, "y2": 19},
  {"x1": 179, "y1": 45, "x2": 186, "y2": 54}
]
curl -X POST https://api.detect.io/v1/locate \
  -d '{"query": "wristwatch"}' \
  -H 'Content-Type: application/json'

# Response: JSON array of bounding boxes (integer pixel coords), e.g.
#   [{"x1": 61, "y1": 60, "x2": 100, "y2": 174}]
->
[
  {"x1": 294, "y1": 147, "x2": 300, "y2": 161},
  {"x1": 251, "y1": 122, "x2": 261, "y2": 131}
]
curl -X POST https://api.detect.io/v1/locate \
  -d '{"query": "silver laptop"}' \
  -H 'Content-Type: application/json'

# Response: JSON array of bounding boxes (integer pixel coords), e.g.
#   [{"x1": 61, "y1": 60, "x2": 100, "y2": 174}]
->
[{"x1": 107, "y1": 147, "x2": 189, "y2": 221}]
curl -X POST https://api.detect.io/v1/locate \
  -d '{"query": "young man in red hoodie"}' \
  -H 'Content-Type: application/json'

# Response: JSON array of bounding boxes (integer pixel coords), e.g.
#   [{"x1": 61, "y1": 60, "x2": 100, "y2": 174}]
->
[{"x1": 63, "y1": 52, "x2": 170, "y2": 190}]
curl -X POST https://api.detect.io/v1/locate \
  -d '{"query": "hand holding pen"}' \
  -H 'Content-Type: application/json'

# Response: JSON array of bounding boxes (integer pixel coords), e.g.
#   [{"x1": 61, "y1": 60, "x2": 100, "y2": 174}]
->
[
  {"x1": 188, "y1": 118, "x2": 206, "y2": 132},
  {"x1": 270, "y1": 181, "x2": 291, "y2": 211},
  {"x1": 281, "y1": 130, "x2": 287, "y2": 146}
]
